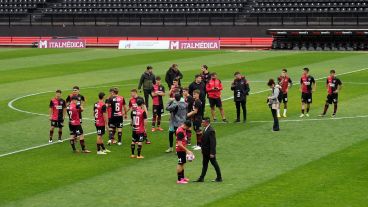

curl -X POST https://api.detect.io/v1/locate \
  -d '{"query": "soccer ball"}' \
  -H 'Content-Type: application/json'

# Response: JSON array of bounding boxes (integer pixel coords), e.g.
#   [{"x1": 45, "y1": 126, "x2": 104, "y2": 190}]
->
[{"x1": 186, "y1": 153, "x2": 195, "y2": 162}]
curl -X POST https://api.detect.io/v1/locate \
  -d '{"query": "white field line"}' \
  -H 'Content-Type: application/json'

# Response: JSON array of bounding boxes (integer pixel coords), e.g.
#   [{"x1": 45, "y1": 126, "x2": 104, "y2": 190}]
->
[
  {"x1": 2, "y1": 67, "x2": 368, "y2": 158},
  {"x1": 154, "y1": 115, "x2": 368, "y2": 124}
]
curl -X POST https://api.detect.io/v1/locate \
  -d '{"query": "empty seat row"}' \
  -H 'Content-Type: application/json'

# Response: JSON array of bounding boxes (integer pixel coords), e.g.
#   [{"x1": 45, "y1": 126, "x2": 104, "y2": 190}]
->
[
  {"x1": 43, "y1": 7, "x2": 239, "y2": 13},
  {"x1": 52, "y1": 3, "x2": 242, "y2": 8},
  {"x1": 247, "y1": 0, "x2": 368, "y2": 14},
  {"x1": 0, "y1": 8, "x2": 28, "y2": 13},
  {"x1": 254, "y1": 2, "x2": 368, "y2": 7},
  {"x1": 62, "y1": 0, "x2": 246, "y2": 3},
  {"x1": 256, "y1": 0, "x2": 366, "y2": 2},
  {"x1": 250, "y1": 6, "x2": 368, "y2": 13},
  {"x1": 0, "y1": 3, "x2": 37, "y2": 8},
  {"x1": 0, "y1": 0, "x2": 44, "y2": 3}
]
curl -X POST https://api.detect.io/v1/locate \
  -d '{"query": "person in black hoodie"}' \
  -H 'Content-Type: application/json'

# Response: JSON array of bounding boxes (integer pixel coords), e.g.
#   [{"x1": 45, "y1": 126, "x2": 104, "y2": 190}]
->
[
  {"x1": 188, "y1": 74, "x2": 206, "y2": 117},
  {"x1": 231, "y1": 72, "x2": 250, "y2": 123},
  {"x1": 138, "y1": 66, "x2": 156, "y2": 110},
  {"x1": 165, "y1": 64, "x2": 183, "y2": 88}
]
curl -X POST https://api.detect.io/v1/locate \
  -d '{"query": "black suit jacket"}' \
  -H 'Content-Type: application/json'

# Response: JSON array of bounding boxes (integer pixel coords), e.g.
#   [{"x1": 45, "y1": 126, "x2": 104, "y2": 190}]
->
[{"x1": 201, "y1": 125, "x2": 216, "y2": 155}]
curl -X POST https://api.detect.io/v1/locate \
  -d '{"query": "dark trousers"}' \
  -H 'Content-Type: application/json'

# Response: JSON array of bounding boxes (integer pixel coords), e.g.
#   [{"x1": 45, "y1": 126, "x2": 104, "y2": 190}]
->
[
  {"x1": 200, "y1": 154, "x2": 222, "y2": 179},
  {"x1": 143, "y1": 89, "x2": 152, "y2": 109},
  {"x1": 201, "y1": 98, "x2": 206, "y2": 118},
  {"x1": 235, "y1": 100, "x2": 246, "y2": 121},
  {"x1": 271, "y1": 108, "x2": 280, "y2": 131}
]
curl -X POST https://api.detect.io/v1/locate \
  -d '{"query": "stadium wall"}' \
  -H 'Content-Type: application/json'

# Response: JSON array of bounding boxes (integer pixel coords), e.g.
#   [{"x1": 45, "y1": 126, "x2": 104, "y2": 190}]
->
[{"x1": 0, "y1": 36, "x2": 274, "y2": 49}]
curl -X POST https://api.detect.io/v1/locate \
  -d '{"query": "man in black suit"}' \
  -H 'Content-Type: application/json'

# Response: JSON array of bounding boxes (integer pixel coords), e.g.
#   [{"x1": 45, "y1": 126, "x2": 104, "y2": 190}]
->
[{"x1": 194, "y1": 117, "x2": 222, "y2": 182}]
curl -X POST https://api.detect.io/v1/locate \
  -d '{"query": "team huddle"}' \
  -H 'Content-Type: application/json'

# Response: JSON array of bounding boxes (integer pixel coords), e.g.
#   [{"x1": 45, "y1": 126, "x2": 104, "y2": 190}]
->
[{"x1": 48, "y1": 64, "x2": 342, "y2": 183}]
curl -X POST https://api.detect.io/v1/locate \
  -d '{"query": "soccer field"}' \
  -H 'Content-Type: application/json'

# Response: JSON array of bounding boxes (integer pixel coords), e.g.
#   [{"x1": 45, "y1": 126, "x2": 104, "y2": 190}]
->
[{"x1": 1, "y1": 49, "x2": 368, "y2": 207}]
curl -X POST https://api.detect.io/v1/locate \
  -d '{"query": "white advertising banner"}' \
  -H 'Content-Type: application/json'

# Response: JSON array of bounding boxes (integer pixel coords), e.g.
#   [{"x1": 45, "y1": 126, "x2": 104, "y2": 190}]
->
[{"x1": 118, "y1": 40, "x2": 170, "y2": 49}]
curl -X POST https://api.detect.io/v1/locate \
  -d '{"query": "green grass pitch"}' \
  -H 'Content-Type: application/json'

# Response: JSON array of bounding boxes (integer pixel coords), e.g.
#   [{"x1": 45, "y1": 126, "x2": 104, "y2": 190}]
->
[{"x1": 0, "y1": 49, "x2": 368, "y2": 207}]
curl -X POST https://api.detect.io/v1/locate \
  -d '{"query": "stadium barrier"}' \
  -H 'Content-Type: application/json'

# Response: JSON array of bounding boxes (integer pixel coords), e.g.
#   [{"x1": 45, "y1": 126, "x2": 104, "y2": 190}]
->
[{"x1": 0, "y1": 37, "x2": 273, "y2": 49}]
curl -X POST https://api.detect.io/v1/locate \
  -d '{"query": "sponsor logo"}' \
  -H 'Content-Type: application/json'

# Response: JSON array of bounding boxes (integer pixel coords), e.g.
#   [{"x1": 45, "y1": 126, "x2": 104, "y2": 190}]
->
[
  {"x1": 119, "y1": 40, "x2": 220, "y2": 50},
  {"x1": 39, "y1": 40, "x2": 48, "y2": 48},
  {"x1": 38, "y1": 39, "x2": 86, "y2": 49},
  {"x1": 170, "y1": 41, "x2": 180, "y2": 49}
]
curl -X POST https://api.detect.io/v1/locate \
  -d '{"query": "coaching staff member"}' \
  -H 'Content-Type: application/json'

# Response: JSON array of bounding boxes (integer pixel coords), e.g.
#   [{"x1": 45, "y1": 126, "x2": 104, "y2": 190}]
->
[
  {"x1": 231, "y1": 72, "x2": 250, "y2": 123},
  {"x1": 194, "y1": 117, "x2": 222, "y2": 183},
  {"x1": 138, "y1": 66, "x2": 156, "y2": 109},
  {"x1": 165, "y1": 64, "x2": 183, "y2": 88}
]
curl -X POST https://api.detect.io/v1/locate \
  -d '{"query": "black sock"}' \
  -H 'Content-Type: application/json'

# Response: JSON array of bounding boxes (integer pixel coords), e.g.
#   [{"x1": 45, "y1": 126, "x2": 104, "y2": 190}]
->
[
  {"x1": 177, "y1": 172, "x2": 181, "y2": 181},
  {"x1": 101, "y1": 143, "x2": 106, "y2": 150},
  {"x1": 138, "y1": 145, "x2": 142, "y2": 156},
  {"x1": 157, "y1": 115, "x2": 161, "y2": 127},
  {"x1": 80, "y1": 140, "x2": 86, "y2": 151},
  {"x1": 58, "y1": 130, "x2": 62, "y2": 139},
  {"x1": 307, "y1": 106, "x2": 310, "y2": 113},
  {"x1": 49, "y1": 130, "x2": 54, "y2": 141},
  {"x1": 182, "y1": 169, "x2": 185, "y2": 179},
  {"x1": 301, "y1": 109, "x2": 305, "y2": 114},
  {"x1": 323, "y1": 104, "x2": 329, "y2": 115},
  {"x1": 152, "y1": 114, "x2": 157, "y2": 127},
  {"x1": 333, "y1": 104, "x2": 337, "y2": 114},
  {"x1": 97, "y1": 144, "x2": 101, "y2": 151},
  {"x1": 169, "y1": 131, "x2": 174, "y2": 148},
  {"x1": 118, "y1": 132, "x2": 122, "y2": 143},
  {"x1": 109, "y1": 130, "x2": 114, "y2": 141},
  {"x1": 131, "y1": 144, "x2": 135, "y2": 155},
  {"x1": 70, "y1": 139, "x2": 76, "y2": 151}
]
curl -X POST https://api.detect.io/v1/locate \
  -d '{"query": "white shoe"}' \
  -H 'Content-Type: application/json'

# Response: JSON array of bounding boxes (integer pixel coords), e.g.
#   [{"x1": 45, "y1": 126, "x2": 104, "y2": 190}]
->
[
  {"x1": 299, "y1": 114, "x2": 305, "y2": 118},
  {"x1": 97, "y1": 151, "x2": 107, "y2": 155},
  {"x1": 58, "y1": 139, "x2": 63, "y2": 143},
  {"x1": 165, "y1": 148, "x2": 173, "y2": 153},
  {"x1": 103, "y1": 149, "x2": 111, "y2": 153},
  {"x1": 49, "y1": 140, "x2": 53, "y2": 143},
  {"x1": 305, "y1": 113, "x2": 310, "y2": 117},
  {"x1": 117, "y1": 142, "x2": 122, "y2": 146},
  {"x1": 193, "y1": 146, "x2": 202, "y2": 151},
  {"x1": 107, "y1": 140, "x2": 112, "y2": 145}
]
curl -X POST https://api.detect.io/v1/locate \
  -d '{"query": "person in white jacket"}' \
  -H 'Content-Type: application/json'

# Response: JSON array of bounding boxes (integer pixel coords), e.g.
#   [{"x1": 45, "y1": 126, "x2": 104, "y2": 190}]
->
[{"x1": 267, "y1": 79, "x2": 280, "y2": 132}]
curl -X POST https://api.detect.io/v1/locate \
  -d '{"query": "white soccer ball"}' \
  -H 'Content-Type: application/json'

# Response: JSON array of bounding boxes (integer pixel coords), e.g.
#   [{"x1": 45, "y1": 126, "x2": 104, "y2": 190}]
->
[{"x1": 186, "y1": 153, "x2": 195, "y2": 162}]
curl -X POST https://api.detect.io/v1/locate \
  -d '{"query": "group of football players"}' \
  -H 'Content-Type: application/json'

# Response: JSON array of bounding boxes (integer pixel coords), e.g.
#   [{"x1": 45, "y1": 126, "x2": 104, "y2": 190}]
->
[{"x1": 48, "y1": 65, "x2": 342, "y2": 159}]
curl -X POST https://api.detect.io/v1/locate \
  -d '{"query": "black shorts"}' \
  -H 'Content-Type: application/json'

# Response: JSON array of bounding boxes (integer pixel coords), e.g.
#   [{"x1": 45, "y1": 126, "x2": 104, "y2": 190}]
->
[
  {"x1": 96, "y1": 126, "x2": 106, "y2": 136},
  {"x1": 177, "y1": 151, "x2": 187, "y2": 165},
  {"x1": 152, "y1": 105, "x2": 164, "y2": 116},
  {"x1": 301, "y1": 93, "x2": 312, "y2": 104},
  {"x1": 193, "y1": 120, "x2": 202, "y2": 132},
  {"x1": 69, "y1": 124, "x2": 83, "y2": 136},
  {"x1": 209, "y1": 98, "x2": 222, "y2": 108},
  {"x1": 109, "y1": 116, "x2": 123, "y2": 129},
  {"x1": 132, "y1": 131, "x2": 144, "y2": 143},
  {"x1": 279, "y1": 93, "x2": 288, "y2": 103},
  {"x1": 51, "y1": 120, "x2": 64, "y2": 128},
  {"x1": 327, "y1": 93, "x2": 338, "y2": 104}
]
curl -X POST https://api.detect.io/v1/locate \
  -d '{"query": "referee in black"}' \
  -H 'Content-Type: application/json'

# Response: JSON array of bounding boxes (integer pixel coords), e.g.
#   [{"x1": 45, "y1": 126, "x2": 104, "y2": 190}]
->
[{"x1": 194, "y1": 117, "x2": 222, "y2": 182}]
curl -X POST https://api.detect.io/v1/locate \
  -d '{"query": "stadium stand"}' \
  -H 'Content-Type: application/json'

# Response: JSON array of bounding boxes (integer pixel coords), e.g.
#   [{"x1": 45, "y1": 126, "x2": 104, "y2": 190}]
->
[
  {"x1": 0, "y1": 0, "x2": 367, "y2": 49},
  {"x1": 1, "y1": 0, "x2": 368, "y2": 26}
]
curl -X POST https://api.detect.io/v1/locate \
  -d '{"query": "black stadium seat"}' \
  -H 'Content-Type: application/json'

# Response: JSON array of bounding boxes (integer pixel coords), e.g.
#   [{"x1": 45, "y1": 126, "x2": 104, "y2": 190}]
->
[{"x1": 2, "y1": 0, "x2": 368, "y2": 26}]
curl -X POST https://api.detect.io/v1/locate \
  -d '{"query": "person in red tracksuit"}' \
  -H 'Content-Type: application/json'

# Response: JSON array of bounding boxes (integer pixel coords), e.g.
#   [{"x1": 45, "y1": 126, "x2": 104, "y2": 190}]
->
[{"x1": 206, "y1": 73, "x2": 228, "y2": 122}]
